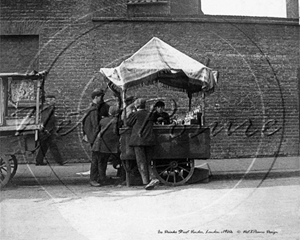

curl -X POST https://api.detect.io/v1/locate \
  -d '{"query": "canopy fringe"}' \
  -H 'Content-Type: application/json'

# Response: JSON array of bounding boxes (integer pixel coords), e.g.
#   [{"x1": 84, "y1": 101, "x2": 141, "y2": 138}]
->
[{"x1": 106, "y1": 78, "x2": 214, "y2": 99}]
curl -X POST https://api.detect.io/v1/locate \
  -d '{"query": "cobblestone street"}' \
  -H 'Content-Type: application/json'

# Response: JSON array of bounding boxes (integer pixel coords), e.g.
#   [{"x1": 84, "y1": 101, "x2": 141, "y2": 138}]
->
[{"x1": 1, "y1": 162, "x2": 299, "y2": 240}]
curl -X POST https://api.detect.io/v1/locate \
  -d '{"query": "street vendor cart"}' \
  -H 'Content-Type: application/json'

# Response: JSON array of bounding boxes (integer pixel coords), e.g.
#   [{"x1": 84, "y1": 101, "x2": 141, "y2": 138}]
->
[
  {"x1": 100, "y1": 37, "x2": 218, "y2": 187},
  {"x1": 0, "y1": 71, "x2": 47, "y2": 189}
]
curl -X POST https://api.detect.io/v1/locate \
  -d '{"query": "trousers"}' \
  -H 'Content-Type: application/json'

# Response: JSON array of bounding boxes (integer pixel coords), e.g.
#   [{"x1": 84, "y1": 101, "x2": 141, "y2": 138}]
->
[
  {"x1": 35, "y1": 134, "x2": 63, "y2": 165},
  {"x1": 90, "y1": 152, "x2": 110, "y2": 183},
  {"x1": 133, "y1": 146, "x2": 156, "y2": 185}
]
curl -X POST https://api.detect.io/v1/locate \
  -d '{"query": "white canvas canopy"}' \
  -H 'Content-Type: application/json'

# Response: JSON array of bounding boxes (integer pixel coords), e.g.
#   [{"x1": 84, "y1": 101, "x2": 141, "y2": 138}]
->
[{"x1": 100, "y1": 37, "x2": 218, "y2": 96}]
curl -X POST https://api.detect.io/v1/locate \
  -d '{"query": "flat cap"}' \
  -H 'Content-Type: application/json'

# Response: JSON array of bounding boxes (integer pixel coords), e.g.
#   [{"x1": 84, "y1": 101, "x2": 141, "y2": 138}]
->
[
  {"x1": 91, "y1": 88, "x2": 105, "y2": 99},
  {"x1": 135, "y1": 98, "x2": 146, "y2": 109},
  {"x1": 154, "y1": 100, "x2": 165, "y2": 108},
  {"x1": 108, "y1": 105, "x2": 120, "y2": 117},
  {"x1": 125, "y1": 96, "x2": 137, "y2": 105}
]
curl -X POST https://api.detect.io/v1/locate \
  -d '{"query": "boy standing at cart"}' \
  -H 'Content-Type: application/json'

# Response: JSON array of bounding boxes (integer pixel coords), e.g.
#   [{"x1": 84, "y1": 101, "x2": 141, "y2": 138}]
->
[
  {"x1": 126, "y1": 98, "x2": 160, "y2": 190},
  {"x1": 93, "y1": 105, "x2": 124, "y2": 184},
  {"x1": 82, "y1": 88, "x2": 109, "y2": 187}
]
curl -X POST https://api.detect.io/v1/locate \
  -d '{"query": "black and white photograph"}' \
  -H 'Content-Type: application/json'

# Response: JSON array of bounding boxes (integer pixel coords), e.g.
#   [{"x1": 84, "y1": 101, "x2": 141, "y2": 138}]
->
[{"x1": 0, "y1": 0, "x2": 299, "y2": 239}]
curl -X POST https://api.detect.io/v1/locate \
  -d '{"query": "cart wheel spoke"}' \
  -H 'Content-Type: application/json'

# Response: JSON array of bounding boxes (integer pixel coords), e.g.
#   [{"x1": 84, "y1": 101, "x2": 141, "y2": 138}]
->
[
  {"x1": 0, "y1": 155, "x2": 17, "y2": 181},
  {"x1": 178, "y1": 173, "x2": 185, "y2": 180},
  {"x1": 0, "y1": 156, "x2": 12, "y2": 190},
  {"x1": 178, "y1": 166, "x2": 189, "y2": 173},
  {"x1": 0, "y1": 172, "x2": 5, "y2": 180},
  {"x1": 166, "y1": 173, "x2": 171, "y2": 182},
  {"x1": 158, "y1": 166, "x2": 171, "y2": 176}
]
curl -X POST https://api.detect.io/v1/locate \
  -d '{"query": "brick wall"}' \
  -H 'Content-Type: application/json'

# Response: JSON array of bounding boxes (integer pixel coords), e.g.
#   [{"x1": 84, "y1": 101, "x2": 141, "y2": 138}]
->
[
  {"x1": 91, "y1": 18, "x2": 299, "y2": 160},
  {"x1": 0, "y1": 35, "x2": 39, "y2": 72},
  {"x1": 127, "y1": 1, "x2": 170, "y2": 16},
  {"x1": 0, "y1": 1, "x2": 299, "y2": 163}
]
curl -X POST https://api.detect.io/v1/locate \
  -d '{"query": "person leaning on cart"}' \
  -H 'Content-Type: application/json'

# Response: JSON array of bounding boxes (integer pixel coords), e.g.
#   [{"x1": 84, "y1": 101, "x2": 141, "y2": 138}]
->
[
  {"x1": 82, "y1": 88, "x2": 109, "y2": 187},
  {"x1": 126, "y1": 98, "x2": 160, "y2": 190},
  {"x1": 35, "y1": 95, "x2": 65, "y2": 166}
]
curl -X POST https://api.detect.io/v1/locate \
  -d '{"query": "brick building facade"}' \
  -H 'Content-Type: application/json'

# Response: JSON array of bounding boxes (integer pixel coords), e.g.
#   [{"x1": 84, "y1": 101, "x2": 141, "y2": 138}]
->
[{"x1": 0, "y1": 0, "x2": 299, "y2": 163}]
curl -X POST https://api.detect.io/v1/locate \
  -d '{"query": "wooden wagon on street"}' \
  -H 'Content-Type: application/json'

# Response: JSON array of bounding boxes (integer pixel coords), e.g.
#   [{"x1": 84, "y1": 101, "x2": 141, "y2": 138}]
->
[
  {"x1": 100, "y1": 37, "x2": 219, "y2": 187},
  {"x1": 0, "y1": 71, "x2": 47, "y2": 189}
]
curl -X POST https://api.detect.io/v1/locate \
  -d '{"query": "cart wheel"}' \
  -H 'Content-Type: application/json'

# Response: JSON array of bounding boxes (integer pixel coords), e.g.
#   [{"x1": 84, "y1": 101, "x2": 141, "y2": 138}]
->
[
  {"x1": 0, "y1": 155, "x2": 12, "y2": 190},
  {"x1": 153, "y1": 158, "x2": 195, "y2": 186},
  {"x1": 0, "y1": 154, "x2": 17, "y2": 180}
]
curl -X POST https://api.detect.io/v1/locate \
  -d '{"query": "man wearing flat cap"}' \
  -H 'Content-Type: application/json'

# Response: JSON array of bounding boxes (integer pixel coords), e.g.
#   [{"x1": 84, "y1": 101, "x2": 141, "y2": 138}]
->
[
  {"x1": 82, "y1": 88, "x2": 109, "y2": 187},
  {"x1": 126, "y1": 98, "x2": 160, "y2": 190}
]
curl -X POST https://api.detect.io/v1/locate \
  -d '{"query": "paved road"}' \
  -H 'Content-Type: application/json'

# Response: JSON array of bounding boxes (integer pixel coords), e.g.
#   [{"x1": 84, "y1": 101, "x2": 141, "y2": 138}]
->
[{"x1": 0, "y1": 163, "x2": 299, "y2": 240}]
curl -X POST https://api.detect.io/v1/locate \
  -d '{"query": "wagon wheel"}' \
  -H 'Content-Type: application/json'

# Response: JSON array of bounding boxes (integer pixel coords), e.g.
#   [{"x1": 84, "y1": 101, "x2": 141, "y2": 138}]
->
[
  {"x1": 0, "y1": 154, "x2": 17, "y2": 180},
  {"x1": 153, "y1": 158, "x2": 195, "y2": 186},
  {"x1": 0, "y1": 155, "x2": 12, "y2": 190}
]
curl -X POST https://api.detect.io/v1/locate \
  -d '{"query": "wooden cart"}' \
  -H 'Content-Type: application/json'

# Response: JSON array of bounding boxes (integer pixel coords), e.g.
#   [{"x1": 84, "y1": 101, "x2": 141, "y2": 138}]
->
[
  {"x1": 0, "y1": 71, "x2": 47, "y2": 189},
  {"x1": 100, "y1": 37, "x2": 219, "y2": 186}
]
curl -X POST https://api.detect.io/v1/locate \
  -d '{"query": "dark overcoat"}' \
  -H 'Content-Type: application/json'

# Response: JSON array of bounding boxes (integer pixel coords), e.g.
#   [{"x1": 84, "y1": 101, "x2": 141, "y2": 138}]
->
[
  {"x1": 82, "y1": 102, "x2": 109, "y2": 146},
  {"x1": 92, "y1": 116, "x2": 120, "y2": 153},
  {"x1": 41, "y1": 105, "x2": 57, "y2": 133},
  {"x1": 127, "y1": 109, "x2": 155, "y2": 147},
  {"x1": 82, "y1": 103, "x2": 99, "y2": 145}
]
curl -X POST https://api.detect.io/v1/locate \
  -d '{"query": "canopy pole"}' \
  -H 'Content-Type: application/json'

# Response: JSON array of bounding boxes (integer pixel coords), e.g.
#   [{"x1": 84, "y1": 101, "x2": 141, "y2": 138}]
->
[
  {"x1": 122, "y1": 89, "x2": 127, "y2": 126},
  {"x1": 201, "y1": 92, "x2": 205, "y2": 127},
  {"x1": 35, "y1": 80, "x2": 41, "y2": 141},
  {"x1": 201, "y1": 58, "x2": 210, "y2": 127},
  {"x1": 35, "y1": 80, "x2": 41, "y2": 125},
  {"x1": 121, "y1": 88, "x2": 130, "y2": 188},
  {"x1": 187, "y1": 91, "x2": 192, "y2": 112}
]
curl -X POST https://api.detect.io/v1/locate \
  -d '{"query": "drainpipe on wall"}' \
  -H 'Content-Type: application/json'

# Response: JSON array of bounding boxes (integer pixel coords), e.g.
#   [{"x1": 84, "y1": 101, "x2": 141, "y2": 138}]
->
[
  {"x1": 298, "y1": 68, "x2": 300, "y2": 155},
  {"x1": 198, "y1": 0, "x2": 203, "y2": 14},
  {"x1": 286, "y1": 0, "x2": 299, "y2": 23}
]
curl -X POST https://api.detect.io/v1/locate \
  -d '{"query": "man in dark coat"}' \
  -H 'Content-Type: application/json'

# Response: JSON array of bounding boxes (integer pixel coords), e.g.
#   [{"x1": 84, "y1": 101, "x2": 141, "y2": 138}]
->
[
  {"x1": 82, "y1": 88, "x2": 109, "y2": 187},
  {"x1": 126, "y1": 98, "x2": 160, "y2": 190},
  {"x1": 35, "y1": 95, "x2": 64, "y2": 166}
]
